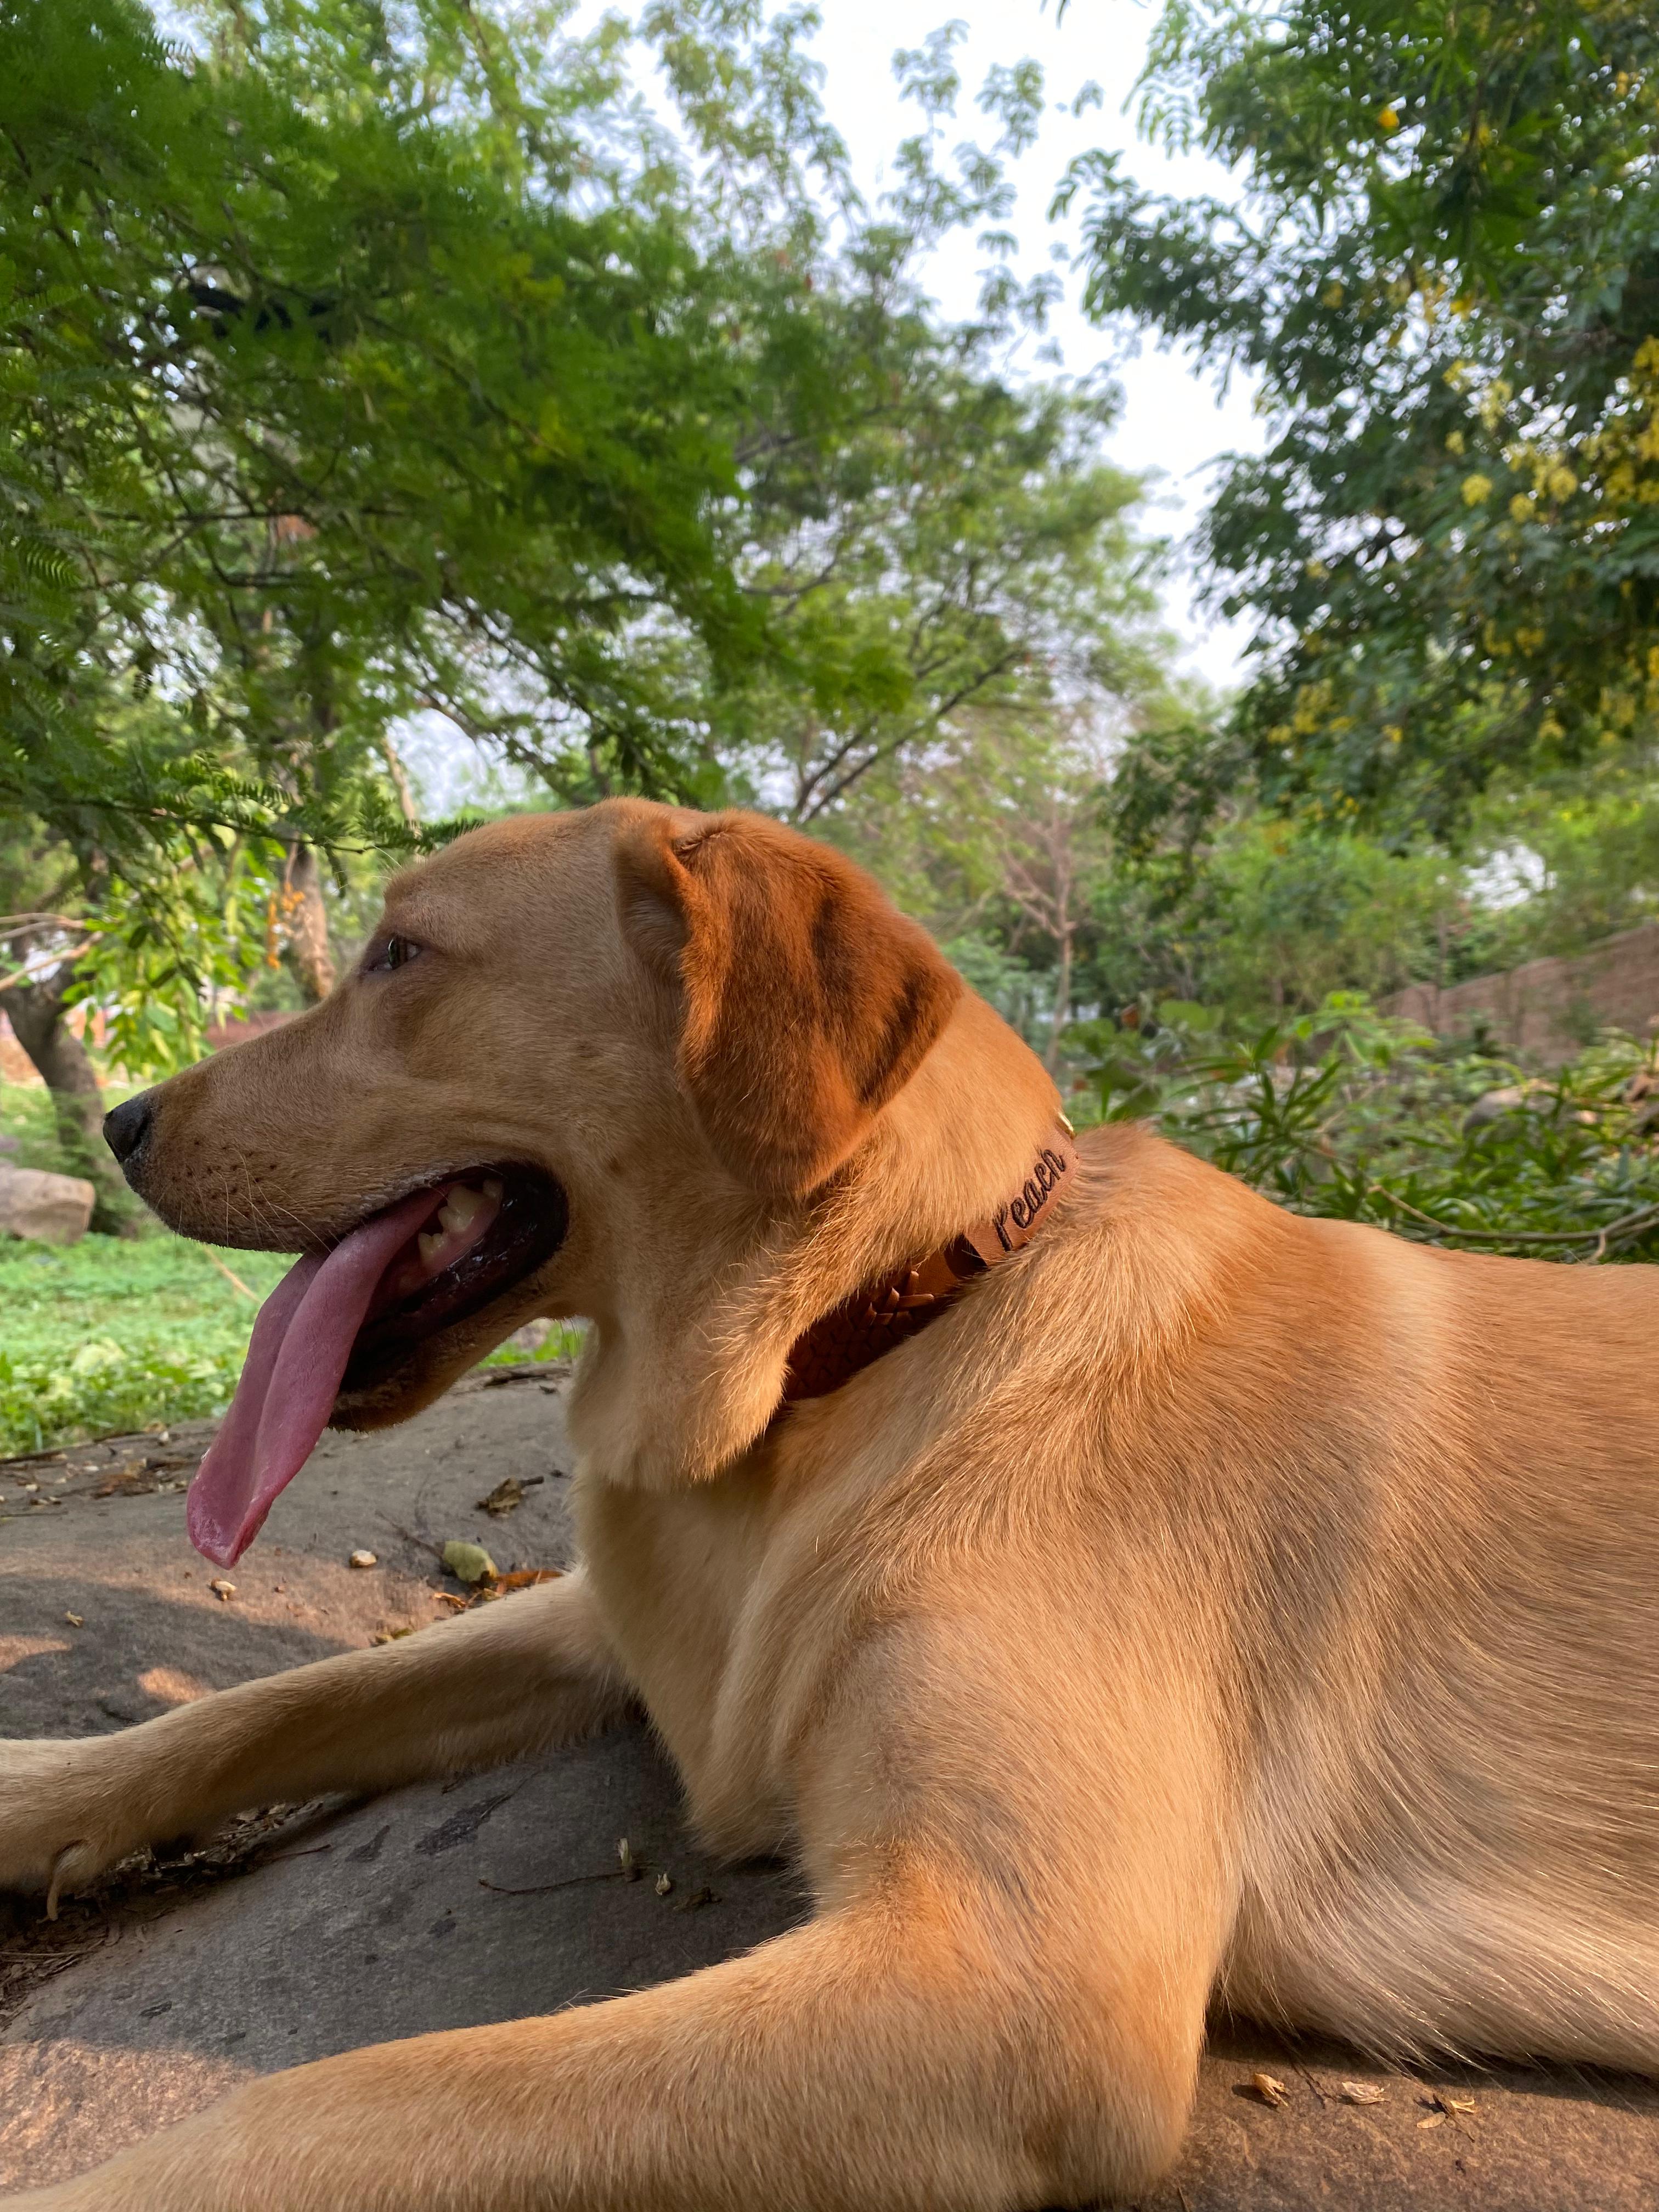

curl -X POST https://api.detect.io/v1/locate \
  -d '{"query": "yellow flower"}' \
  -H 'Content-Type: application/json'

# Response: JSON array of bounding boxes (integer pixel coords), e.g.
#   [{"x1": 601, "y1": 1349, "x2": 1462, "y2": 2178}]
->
[
  {"x1": 1510, "y1": 493, "x2": 1534, "y2": 522},
  {"x1": 1444, "y1": 429, "x2": 1466, "y2": 455},
  {"x1": 1461, "y1": 472, "x2": 1493, "y2": 505},
  {"x1": 1546, "y1": 464, "x2": 1578, "y2": 501},
  {"x1": 1378, "y1": 105, "x2": 1399, "y2": 129},
  {"x1": 1321, "y1": 280, "x2": 1345, "y2": 309}
]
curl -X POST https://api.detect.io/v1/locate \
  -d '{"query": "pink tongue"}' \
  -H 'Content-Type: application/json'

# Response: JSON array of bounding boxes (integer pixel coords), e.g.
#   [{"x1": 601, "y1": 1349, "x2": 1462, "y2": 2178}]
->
[{"x1": 187, "y1": 1188, "x2": 444, "y2": 1567}]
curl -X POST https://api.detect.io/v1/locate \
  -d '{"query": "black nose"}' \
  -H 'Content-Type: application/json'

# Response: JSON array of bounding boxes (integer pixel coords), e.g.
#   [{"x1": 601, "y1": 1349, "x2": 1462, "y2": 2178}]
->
[{"x1": 103, "y1": 1093, "x2": 154, "y2": 1167}]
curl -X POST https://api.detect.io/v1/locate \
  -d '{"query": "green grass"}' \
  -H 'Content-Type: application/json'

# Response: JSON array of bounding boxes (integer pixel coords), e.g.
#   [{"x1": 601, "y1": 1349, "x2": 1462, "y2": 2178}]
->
[
  {"x1": 0, "y1": 1232, "x2": 291, "y2": 1455},
  {"x1": 0, "y1": 1082, "x2": 582, "y2": 1453},
  {"x1": 1, "y1": 1079, "x2": 87, "y2": 1177},
  {"x1": 0, "y1": 1226, "x2": 582, "y2": 1459}
]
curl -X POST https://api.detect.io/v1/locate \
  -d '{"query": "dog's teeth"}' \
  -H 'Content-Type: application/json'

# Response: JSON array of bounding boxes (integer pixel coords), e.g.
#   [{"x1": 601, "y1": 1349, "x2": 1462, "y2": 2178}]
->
[
  {"x1": 417, "y1": 1229, "x2": 446, "y2": 1267},
  {"x1": 482, "y1": 1176, "x2": 503, "y2": 1203},
  {"x1": 439, "y1": 1186, "x2": 484, "y2": 1234}
]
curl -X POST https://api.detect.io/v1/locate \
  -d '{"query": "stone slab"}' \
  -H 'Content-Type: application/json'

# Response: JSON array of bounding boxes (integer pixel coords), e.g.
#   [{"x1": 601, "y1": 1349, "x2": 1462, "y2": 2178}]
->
[
  {"x1": 0, "y1": 1165, "x2": 94, "y2": 1245},
  {"x1": 1, "y1": 1372, "x2": 1655, "y2": 2204}
]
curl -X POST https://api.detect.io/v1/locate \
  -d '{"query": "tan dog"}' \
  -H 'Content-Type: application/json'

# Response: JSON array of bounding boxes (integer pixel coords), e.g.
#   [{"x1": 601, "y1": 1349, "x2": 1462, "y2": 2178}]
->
[{"x1": 2, "y1": 799, "x2": 1656, "y2": 2211}]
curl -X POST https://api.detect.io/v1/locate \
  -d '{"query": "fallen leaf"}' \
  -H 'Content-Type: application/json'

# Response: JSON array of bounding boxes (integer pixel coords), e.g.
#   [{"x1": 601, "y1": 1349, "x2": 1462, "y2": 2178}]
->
[
  {"x1": 477, "y1": 1475, "x2": 544, "y2": 1517},
  {"x1": 654, "y1": 1871, "x2": 673, "y2": 1897},
  {"x1": 1250, "y1": 2073, "x2": 1289, "y2": 2108},
  {"x1": 493, "y1": 1568, "x2": 562, "y2": 1591},
  {"x1": 371, "y1": 1627, "x2": 414, "y2": 1645},
  {"x1": 64, "y1": 1612, "x2": 83, "y2": 1629},
  {"x1": 673, "y1": 1884, "x2": 716, "y2": 1913},
  {"x1": 441, "y1": 1539, "x2": 496, "y2": 1585},
  {"x1": 1340, "y1": 2081, "x2": 1386, "y2": 2105},
  {"x1": 1418, "y1": 2113, "x2": 1446, "y2": 2131},
  {"x1": 617, "y1": 1836, "x2": 639, "y2": 1880},
  {"x1": 208, "y1": 1579, "x2": 236, "y2": 1602},
  {"x1": 348, "y1": 1549, "x2": 378, "y2": 1570}
]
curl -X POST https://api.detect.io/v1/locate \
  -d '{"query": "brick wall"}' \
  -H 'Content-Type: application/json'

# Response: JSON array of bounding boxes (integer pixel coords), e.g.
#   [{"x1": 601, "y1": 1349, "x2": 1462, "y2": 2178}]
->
[{"x1": 1381, "y1": 920, "x2": 1659, "y2": 1063}]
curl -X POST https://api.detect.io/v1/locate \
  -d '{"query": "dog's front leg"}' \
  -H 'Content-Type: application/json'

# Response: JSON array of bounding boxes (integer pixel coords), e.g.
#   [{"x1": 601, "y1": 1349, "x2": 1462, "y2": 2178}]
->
[
  {"x1": 4, "y1": 1877, "x2": 1200, "y2": 2212},
  {"x1": 0, "y1": 1570, "x2": 631, "y2": 1910}
]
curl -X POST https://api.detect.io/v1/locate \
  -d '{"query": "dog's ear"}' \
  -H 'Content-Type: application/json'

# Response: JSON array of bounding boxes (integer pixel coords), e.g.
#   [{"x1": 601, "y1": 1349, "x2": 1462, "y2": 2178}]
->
[{"x1": 615, "y1": 811, "x2": 962, "y2": 1195}]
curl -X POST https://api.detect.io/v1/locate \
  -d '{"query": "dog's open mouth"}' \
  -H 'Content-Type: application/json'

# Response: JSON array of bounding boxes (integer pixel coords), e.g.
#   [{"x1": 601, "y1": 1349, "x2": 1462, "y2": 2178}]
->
[
  {"x1": 342, "y1": 1170, "x2": 569, "y2": 1392},
  {"x1": 187, "y1": 1170, "x2": 568, "y2": 1569}
]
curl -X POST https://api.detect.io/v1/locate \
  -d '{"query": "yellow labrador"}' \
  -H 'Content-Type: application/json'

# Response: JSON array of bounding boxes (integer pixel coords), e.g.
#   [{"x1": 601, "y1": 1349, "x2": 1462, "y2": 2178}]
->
[{"x1": 2, "y1": 800, "x2": 1655, "y2": 2210}]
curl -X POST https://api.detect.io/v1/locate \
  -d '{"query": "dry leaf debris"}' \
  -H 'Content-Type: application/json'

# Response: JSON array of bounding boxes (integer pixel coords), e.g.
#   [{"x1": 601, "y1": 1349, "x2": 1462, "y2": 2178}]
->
[
  {"x1": 348, "y1": 1549, "x2": 378, "y2": 1570},
  {"x1": 477, "y1": 1475, "x2": 545, "y2": 1517},
  {"x1": 208, "y1": 1578, "x2": 236, "y2": 1602},
  {"x1": 1340, "y1": 2081, "x2": 1387, "y2": 2105},
  {"x1": 1419, "y1": 2089, "x2": 1476, "y2": 2123},
  {"x1": 1250, "y1": 2072, "x2": 1290, "y2": 2108}
]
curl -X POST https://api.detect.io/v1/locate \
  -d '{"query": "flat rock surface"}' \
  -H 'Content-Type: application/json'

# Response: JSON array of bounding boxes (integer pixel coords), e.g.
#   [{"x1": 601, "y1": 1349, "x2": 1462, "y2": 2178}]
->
[{"x1": 2, "y1": 1371, "x2": 1655, "y2": 2205}]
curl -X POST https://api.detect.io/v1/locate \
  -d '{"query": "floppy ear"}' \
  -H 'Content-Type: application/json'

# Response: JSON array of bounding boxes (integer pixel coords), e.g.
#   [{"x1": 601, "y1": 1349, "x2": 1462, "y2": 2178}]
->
[{"x1": 615, "y1": 810, "x2": 962, "y2": 1196}]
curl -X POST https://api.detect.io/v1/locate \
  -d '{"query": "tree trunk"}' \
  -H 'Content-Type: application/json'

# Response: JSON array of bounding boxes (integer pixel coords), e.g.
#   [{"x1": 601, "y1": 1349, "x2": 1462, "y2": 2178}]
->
[
  {"x1": 7, "y1": 968, "x2": 140, "y2": 1235},
  {"x1": 1046, "y1": 926, "x2": 1073, "y2": 1075},
  {"x1": 281, "y1": 842, "x2": 337, "y2": 1002},
  {"x1": 380, "y1": 735, "x2": 421, "y2": 831}
]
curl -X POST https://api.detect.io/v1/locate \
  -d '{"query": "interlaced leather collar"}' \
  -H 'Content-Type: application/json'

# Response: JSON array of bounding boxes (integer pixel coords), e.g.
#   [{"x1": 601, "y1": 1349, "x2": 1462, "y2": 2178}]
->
[{"x1": 781, "y1": 1120, "x2": 1079, "y2": 1406}]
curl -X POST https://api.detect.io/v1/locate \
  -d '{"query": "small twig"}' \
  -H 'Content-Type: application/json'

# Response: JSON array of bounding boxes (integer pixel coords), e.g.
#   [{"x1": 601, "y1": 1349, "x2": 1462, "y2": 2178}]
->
[
  {"x1": 1369, "y1": 1183, "x2": 1659, "y2": 1251},
  {"x1": 1295, "y1": 2061, "x2": 1331, "y2": 2108},
  {"x1": 202, "y1": 1248, "x2": 258, "y2": 1301},
  {"x1": 479, "y1": 1870, "x2": 622, "y2": 1897},
  {"x1": 265, "y1": 1844, "x2": 334, "y2": 1862},
  {"x1": 0, "y1": 1943, "x2": 106, "y2": 1960}
]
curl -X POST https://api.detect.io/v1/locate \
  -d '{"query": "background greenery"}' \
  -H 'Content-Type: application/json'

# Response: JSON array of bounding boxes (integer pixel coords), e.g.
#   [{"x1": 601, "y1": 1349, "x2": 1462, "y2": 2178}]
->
[{"x1": 4, "y1": 0, "x2": 1659, "y2": 1452}]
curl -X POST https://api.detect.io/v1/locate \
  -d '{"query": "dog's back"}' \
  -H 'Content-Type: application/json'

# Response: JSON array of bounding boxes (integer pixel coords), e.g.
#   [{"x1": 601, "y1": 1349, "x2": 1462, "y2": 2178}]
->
[{"x1": 990, "y1": 1126, "x2": 1659, "y2": 2070}]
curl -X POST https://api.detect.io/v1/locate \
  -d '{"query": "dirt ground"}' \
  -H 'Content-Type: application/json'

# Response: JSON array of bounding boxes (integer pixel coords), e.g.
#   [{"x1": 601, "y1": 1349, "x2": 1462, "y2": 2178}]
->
[{"x1": 1, "y1": 1367, "x2": 1655, "y2": 2205}]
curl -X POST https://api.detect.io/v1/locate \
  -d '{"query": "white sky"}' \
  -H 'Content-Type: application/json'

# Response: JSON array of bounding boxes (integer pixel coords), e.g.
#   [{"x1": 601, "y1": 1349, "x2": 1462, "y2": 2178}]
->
[{"x1": 808, "y1": 0, "x2": 1266, "y2": 686}]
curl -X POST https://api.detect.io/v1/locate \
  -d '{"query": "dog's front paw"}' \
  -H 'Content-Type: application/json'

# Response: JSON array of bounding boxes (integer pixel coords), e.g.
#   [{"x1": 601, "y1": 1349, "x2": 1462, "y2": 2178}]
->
[{"x1": 0, "y1": 1736, "x2": 140, "y2": 1914}]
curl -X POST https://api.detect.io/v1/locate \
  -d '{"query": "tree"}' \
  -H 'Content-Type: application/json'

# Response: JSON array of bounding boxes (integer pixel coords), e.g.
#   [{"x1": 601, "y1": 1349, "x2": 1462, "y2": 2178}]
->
[
  {"x1": 1062, "y1": 0, "x2": 1659, "y2": 835},
  {"x1": 0, "y1": 0, "x2": 968, "y2": 1123}
]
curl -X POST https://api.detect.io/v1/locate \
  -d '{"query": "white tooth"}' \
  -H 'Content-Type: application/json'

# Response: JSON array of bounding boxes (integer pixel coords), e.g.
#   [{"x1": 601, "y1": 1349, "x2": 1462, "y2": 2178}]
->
[
  {"x1": 441, "y1": 1186, "x2": 484, "y2": 1232},
  {"x1": 417, "y1": 1229, "x2": 447, "y2": 1267},
  {"x1": 482, "y1": 1177, "x2": 503, "y2": 1203}
]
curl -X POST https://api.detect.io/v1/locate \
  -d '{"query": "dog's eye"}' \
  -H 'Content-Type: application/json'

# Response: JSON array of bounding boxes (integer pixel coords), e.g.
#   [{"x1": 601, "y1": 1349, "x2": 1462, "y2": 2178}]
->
[{"x1": 372, "y1": 934, "x2": 422, "y2": 973}]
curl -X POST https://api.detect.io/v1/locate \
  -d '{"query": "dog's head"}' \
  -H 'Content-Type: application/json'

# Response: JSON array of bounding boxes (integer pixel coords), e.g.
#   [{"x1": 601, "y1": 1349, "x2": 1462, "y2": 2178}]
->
[{"x1": 109, "y1": 802, "x2": 968, "y2": 1557}]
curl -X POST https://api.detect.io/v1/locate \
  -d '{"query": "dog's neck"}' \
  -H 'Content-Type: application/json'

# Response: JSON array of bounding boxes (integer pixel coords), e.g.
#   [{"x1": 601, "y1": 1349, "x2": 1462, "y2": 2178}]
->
[
  {"x1": 778, "y1": 1121, "x2": 1077, "y2": 1404},
  {"x1": 567, "y1": 990, "x2": 1071, "y2": 1489}
]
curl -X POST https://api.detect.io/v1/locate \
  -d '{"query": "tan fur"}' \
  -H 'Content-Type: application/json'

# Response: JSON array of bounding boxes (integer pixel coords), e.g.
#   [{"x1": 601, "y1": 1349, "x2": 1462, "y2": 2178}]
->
[{"x1": 2, "y1": 798, "x2": 1654, "y2": 2211}]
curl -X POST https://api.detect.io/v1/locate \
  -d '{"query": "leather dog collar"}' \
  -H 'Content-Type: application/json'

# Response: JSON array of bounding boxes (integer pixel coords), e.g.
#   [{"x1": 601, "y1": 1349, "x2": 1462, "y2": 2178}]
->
[{"x1": 781, "y1": 1120, "x2": 1079, "y2": 1406}]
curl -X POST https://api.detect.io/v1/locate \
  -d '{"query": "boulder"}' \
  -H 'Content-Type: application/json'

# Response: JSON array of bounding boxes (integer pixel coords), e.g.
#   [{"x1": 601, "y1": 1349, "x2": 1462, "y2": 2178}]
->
[{"x1": 0, "y1": 1164, "x2": 96, "y2": 1243}]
